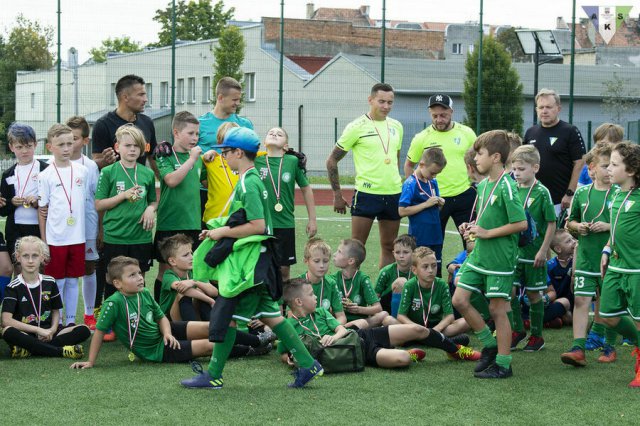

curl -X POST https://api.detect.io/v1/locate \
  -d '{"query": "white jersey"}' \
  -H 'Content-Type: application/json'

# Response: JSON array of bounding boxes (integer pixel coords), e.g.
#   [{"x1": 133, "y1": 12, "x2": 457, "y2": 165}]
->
[
  {"x1": 72, "y1": 155, "x2": 99, "y2": 240},
  {"x1": 38, "y1": 161, "x2": 87, "y2": 246},
  {"x1": 12, "y1": 160, "x2": 40, "y2": 225}
]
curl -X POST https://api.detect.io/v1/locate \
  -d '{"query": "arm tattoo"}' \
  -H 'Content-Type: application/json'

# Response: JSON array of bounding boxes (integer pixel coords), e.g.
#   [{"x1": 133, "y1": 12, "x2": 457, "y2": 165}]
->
[{"x1": 327, "y1": 147, "x2": 347, "y2": 191}]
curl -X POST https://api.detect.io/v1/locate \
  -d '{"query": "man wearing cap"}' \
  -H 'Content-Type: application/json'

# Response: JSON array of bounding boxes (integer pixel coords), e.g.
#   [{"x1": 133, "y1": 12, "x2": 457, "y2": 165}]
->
[
  {"x1": 404, "y1": 94, "x2": 477, "y2": 256},
  {"x1": 326, "y1": 83, "x2": 404, "y2": 268}
]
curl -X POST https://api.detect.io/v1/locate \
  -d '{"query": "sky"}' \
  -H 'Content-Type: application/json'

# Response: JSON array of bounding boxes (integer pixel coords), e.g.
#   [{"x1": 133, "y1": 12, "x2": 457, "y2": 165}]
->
[{"x1": 1, "y1": 0, "x2": 638, "y2": 62}]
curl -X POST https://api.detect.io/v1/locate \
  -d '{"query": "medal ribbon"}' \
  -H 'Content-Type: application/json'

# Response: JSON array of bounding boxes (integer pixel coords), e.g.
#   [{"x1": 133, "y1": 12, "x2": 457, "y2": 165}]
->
[
  {"x1": 396, "y1": 266, "x2": 412, "y2": 281},
  {"x1": 306, "y1": 272, "x2": 324, "y2": 304},
  {"x1": 611, "y1": 188, "x2": 635, "y2": 248},
  {"x1": 366, "y1": 114, "x2": 391, "y2": 159},
  {"x1": 122, "y1": 293, "x2": 141, "y2": 353},
  {"x1": 341, "y1": 270, "x2": 358, "y2": 299},
  {"x1": 119, "y1": 161, "x2": 138, "y2": 188},
  {"x1": 52, "y1": 162, "x2": 73, "y2": 215},
  {"x1": 218, "y1": 167, "x2": 255, "y2": 218},
  {"x1": 266, "y1": 155, "x2": 284, "y2": 203},
  {"x1": 413, "y1": 172, "x2": 434, "y2": 198},
  {"x1": 521, "y1": 179, "x2": 537, "y2": 208},
  {"x1": 582, "y1": 185, "x2": 611, "y2": 223},
  {"x1": 417, "y1": 281, "x2": 435, "y2": 328},
  {"x1": 22, "y1": 274, "x2": 42, "y2": 327},
  {"x1": 292, "y1": 312, "x2": 321, "y2": 338},
  {"x1": 16, "y1": 160, "x2": 37, "y2": 200},
  {"x1": 469, "y1": 171, "x2": 506, "y2": 223}
]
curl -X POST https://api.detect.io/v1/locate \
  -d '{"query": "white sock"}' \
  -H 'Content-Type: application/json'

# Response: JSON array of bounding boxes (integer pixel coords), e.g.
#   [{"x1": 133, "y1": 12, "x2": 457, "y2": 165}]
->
[
  {"x1": 55, "y1": 279, "x2": 66, "y2": 325},
  {"x1": 63, "y1": 277, "x2": 79, "y2": 325},
  {"x1": 82, "y1": 272, "x2": 97, "y2": 315}
]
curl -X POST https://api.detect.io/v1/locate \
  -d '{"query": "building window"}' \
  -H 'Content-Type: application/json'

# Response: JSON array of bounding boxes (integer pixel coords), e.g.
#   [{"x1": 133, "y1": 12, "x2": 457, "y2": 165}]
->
[
  {"x1": 160, "y1": 81, "x2": 168, "y2": 108},
  {"x1": 110, "y1": 83, "x2": 116, "y2": 105},
  {"x1": 452, "y1": 43, "x2": 463, "y2": 55},
  {"x1": 188, "y1": 77, "x2": 196, "y2": 103},
  {"x1": 30, "y1": 93, "x2": 35, "y2": 109},
  {"x1": 202, "y1": 76, "x2": 211, "y2": 103},
  {"x1": 177, "y1": 78, "x2": 185, "y2": 104},
  {"x1": 244, "y1": 72, "x2": 256, "y2": 102},
  {"x1": 145, "y1": 83, "x2": 153, "y2": 106},
  {"x1": 468, "y1": 44, "x2": 475, "y2": 54}
]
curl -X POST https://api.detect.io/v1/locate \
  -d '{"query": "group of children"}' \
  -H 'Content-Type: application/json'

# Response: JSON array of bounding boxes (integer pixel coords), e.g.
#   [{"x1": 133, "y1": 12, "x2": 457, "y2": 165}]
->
[{"x1": 1, "y1": 114, "x2": 640, "y2": 389}]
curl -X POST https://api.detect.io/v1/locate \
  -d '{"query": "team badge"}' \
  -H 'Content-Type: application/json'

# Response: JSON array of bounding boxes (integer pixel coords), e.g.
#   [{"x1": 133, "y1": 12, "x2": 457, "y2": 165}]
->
[
  {"x1": 146, "y1": 311, "x2": 153, "y2": 322},
  {"x1": 549, "y1": 137, "x2": 558, "y2": 146},
  {"x1": 116, "y1": 181, "x2": 126, "y2": 193},
  {"x1": 322, "y1": 299, "x2": 330, "y2": 310},
  {"x1": 490, "y1": 195, "x2": 497, "y2": 205},
  {"x1": 353, "y1": 295, "x2": 362, "y2": 305},
  {"x1": 282, "y1": 172, "x2": 291, "y2": 183},
  {"x1": 259, "y1": 168, "x2": 268, "y2": 179},
  {"x1": 431, "y1": 304, "x2": 441, "y2": 314},
  {"x1": 625, "y1": 200, "x2": 635, "y2": 212},
  {"x1": 411, "y1": 298, "x2": 422, "y2": 311},
  {"x1": 454, "y1": 137, "x2": 461, "y2": 145},
  {"x1": 527, "y1": 197, "x2": 535, "y2": 208},
  {"x1": 75, "y1": 177, "x2": 83, "y2": 186}
]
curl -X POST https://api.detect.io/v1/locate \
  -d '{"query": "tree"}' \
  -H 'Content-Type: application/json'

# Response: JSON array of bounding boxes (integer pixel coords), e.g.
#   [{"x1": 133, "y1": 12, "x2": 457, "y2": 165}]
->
[
  {"x1": 601, "y1": 73, "x2": 640, "y2": 124},
  {"x1": 152, "y1": 0, "x2": 235, "y2": 47},
  {"x1": 212, "y1": 25, "x2": 246, "y2": 111},
  {"x1": 0, "y1": 15, "x2": 53, "y2": 146},
  {"x1": 463, "y1": 36, "x2": 524, "y2": 135},
  {"x1": 496, "y1": 27, "x2": 531, "y2": 63},
  {"x1": 89, "y1": 36, "x2": 143, "y2": 63}
]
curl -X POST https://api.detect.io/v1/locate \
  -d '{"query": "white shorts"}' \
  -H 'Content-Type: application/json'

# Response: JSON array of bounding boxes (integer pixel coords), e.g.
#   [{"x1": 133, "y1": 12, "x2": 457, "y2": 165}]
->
[{"x1": 85, "y1": 239, "x2": 99, "y2": 261}]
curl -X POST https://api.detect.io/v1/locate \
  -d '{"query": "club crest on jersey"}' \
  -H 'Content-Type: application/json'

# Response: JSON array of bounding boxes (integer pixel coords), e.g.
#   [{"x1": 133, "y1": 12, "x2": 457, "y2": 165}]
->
[
  {"x1": 116, "y1": 181, "x2": 125, "y2": 193},
  {"x1": 411, "y1": 298, "x2": 422, "y2": 311},
  {"x1": 527, "y1": 197, "x2": 535, "y2": 208},
  {"x1": 490, "y1": 195, "x2": 498, "y2": 205},
  {"x1": 75, "y1": 177, "x2": 83, "y2": 186},
  {"x1": 431, "y1": 304, "x2": 441, "y2": 314},
  {"x1": 146, "y1": 311, "x2": 153, "y2": 322},
  {"x1": 282, "y1": 172, "x2": 291, "y2": 183},
  {"x1": 353, "y1": 295, "x2": 362, "y2": 305},
  {"x1": 625, "y1": 200, "x2": 635, "y2": 212},
  {"x1": 129, "y1": 313, "x2": 139, "y2": 328},
  {"x1": 258, "y1": 168, "x2": 268, "y2": 180},
  {"x1": 454, "y1": 137, "x2": 461, "y2": 145},
  {"x1": 42, "y1": 291, "x2": 50, "y2": 301},
  {"x1": 549, "y1": 137, "x2": 558, "y2": 146},
  {"x1": 322, "y1": 299, "x2": 331, "y2": 310}
]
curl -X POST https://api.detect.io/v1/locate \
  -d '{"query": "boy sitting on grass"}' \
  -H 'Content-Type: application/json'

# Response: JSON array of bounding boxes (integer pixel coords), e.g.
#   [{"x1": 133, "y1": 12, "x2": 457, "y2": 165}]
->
[
  {"x1": 375, "y1": 234, "x2": 415, "y2": 317},
  {"x1": 70, "y1": 256, "x2": 213, "y2": 368}
]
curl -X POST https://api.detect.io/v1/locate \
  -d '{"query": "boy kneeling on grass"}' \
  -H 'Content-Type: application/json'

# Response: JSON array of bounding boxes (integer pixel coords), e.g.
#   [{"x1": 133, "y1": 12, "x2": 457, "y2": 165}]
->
[{"x1": 70, "y1": 256, "x2": 213, "y2": 369}]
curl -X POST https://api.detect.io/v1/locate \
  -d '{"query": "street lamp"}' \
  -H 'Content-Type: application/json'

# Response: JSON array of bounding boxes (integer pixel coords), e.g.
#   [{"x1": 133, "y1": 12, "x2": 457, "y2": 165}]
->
[{"x1": 515, "y1": 30, "x2": 562, "y2": 125}]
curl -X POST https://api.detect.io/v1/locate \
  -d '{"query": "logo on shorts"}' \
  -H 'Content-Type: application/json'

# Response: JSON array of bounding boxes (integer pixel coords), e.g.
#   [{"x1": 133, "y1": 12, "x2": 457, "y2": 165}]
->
[
  {"x1": 353, "y1": 295, "x2": 362, "y2": 305},
  {"x1": 489, "y1": 286, "x2": 499, "y2": 292},
  {"x1": 282, "y1": 172, "x2": 291, "y2": 183},
  {"x1": 322, "y1": 299, "x2": 331, "y2": 310}
]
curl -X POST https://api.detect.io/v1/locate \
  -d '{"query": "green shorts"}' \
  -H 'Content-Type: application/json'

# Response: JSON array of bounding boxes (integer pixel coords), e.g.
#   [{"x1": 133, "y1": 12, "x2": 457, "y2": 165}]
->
[
  {"x1": 232, "y1": 285, "x2": 282, "y2": 323},
  {"x1": 457, "y1": 263, "x2": 512, "y2": 300},
  {"x1": 513, "y1": 262, "x2": 547, "y2": 291},
  {"x1": 573, "y1": 273, "x2": 602, "y2": 298},
  {"x1": 599, "y1": 270, "x2": 640, "y2": 320}
]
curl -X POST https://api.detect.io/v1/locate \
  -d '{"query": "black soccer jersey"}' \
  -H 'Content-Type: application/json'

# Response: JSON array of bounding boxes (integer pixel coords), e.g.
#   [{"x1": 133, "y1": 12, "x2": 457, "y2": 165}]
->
[{"x1": 2, "y1": 274, "x2": 62, "y2": 328}]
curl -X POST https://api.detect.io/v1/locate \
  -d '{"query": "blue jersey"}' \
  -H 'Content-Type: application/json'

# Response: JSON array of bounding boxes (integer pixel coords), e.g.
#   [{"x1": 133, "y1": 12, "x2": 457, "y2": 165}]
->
[
  {"x1": 449, "y1": 249, "x2": 468, "y2": 282},
  {"x1": 578, "y1": 164, "x2": 592, "y2": 186},
  {"x1": 197, "y1": 112, "x2": 253, "y2": 153},
  {"x1": 399, "y1": 175, "x2": 442, "y2": 246},
  {"x1": 547, "y1": 256, "x2": 573, "y2": 300}
]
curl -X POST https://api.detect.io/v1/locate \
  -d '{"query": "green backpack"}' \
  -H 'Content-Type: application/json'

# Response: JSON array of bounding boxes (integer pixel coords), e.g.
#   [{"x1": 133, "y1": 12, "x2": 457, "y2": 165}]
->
[{"x1": 298, "y1": 330, "x2": 365, "y2": 374}]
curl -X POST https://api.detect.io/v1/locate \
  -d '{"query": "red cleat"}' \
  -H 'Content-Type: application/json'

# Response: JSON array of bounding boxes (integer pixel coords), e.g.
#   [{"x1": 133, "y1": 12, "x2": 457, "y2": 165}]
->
[
  {"x1": 560, "y1": 346, "x2": 586, "y2": 367},
  {"x1": 407, "y1": 348, "x2": 426, "y2": 362},
  {"x1": 447, "y1": 345, "x2": 481, "y2": 361},
  {"x1": 84, "y1": 314, "x2": 97, "y2": 331}
]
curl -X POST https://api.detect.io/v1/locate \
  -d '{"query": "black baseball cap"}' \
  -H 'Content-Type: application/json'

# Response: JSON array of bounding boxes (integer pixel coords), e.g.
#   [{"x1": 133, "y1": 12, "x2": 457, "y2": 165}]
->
[{"x1": 428, "y1": 94, "x2": 453, "y2": 109}]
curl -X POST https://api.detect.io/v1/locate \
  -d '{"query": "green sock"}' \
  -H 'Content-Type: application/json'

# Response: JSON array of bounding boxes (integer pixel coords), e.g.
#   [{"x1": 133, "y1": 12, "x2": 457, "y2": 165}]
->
[
  {"x1": 273, "y1": 320, "x2": 314, "y2": 369},
  {"x1": 604, "y1": 327, "x2": 618, "y2": 346},
  {"x1": 495, "y1": 354, "x2": 512, "y2": 369},
  {"x1": 572, "y1": 337, "x2": 586, "y2": 351},
  {"x1": 208, "y1": 327, "x2": 237, "y2": 379},
  {"x1": 611, "y1": 316, "x2": 639, "y2": 346},
  {"x1": 474, "y1": 325, "x2": 497, "y2": 349},
  {"x1": 511, "y1": 297, "x2": 525, "y2": 333},
  {"x1": 590, "y1": 321, "x2": 606, "y2": 336},
  {"x1": 530, "y1": 300, "x2": 544, "y2": 337}
]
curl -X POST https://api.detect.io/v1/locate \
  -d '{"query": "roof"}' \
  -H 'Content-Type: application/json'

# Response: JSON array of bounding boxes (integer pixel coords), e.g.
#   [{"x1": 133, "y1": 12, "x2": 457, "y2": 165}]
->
[
  {"x1": 311, "y1": 7, "x2": 372, "y2": 26},
  {"x1": 260, "y1": 43, "x2": 314, "y2": 81}
]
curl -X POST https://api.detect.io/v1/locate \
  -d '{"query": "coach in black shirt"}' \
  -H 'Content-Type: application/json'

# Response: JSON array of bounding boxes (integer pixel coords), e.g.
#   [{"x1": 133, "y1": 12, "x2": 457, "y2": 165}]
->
[{"x1": 524, "y1": 88, "x2": 586, "y2": 212}]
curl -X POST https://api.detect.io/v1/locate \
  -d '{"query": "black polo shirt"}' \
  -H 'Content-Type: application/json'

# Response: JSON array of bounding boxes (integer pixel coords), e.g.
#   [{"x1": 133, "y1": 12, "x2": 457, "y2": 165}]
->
[{"x1": 92, "y1": 110, "x2": 157, "y2": 165}]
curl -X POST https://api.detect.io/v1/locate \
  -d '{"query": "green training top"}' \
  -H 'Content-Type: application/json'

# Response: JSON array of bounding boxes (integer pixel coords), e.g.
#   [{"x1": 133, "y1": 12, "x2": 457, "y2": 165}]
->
[
  {"x1": 406, "y1": 123, "x2": 476, "y2": 197},
  {"x1": 234, "y1": 167, "x2": 272, "y2": 235},
  {"x1": 159, "y1": 269, "x2": 192, "y2": 316},
  {"x1": 156, "y1": 151, "x2": 205, "y2": 231},
  {"x1": 398, "y1": 276, "x2": 453, "y2": 326},
  {"x1": 336, "y1": 114, "x2": 403, "y2": 195},
  {"x1": 375, "y1": 262, "x2": 414, "y2": 298},
  {"x1": 466, "y1": 174, "x2": 526, "y2": 275},
  {"x1": 277, "y1": 307, "x2": 341, "y2": 354},
  {"x1": 255, "y1": 154, "x2": 309, "y2": 229},
  {"x1": 517, "y1": 181, "x2": 556, "y2": 262},
  {"x1": 331, "y1": 270, "x2": 379, "y2": 322},
  {"x1": 297, "y1": 272, "x2": 343, "y2": 313},
  {"x1": 569, "y1": 184, "x2": 615, "y2": 276},
  {"x1": 96, "y1": 289, "x2": 166, "y2": 362},
  {"x1": 95, "y1": 162, "x2": 156, "y2": 244},
  {"x1": 608, "y1": 188, "x2": 640, "y2": 274}
]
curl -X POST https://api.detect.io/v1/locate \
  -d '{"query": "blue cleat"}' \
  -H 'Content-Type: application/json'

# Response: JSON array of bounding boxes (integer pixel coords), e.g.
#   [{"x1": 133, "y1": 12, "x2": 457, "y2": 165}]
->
[
  {"x1": 288, "y1": 359, "x2": 323, "y2": 388},
  {"x1": 585, "y1": 331, "x2": 605, "y2": 351},
  {"x1": 622, "y1": 338, "x2": 633, "y2": 347},
  {"x1": 180, "y1": 362, "x2": 223, "y2": 389}
]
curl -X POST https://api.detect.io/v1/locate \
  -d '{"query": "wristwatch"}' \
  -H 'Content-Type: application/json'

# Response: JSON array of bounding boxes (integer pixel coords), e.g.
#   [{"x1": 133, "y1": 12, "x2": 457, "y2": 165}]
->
[{"x1": 565, "y1": 189, "x2": 575, "y2": 197}]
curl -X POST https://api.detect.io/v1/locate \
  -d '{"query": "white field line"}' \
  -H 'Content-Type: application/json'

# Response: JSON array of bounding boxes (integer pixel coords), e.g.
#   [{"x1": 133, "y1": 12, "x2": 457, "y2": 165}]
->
[{"x1": 295, "y1": 216, "x2": 459, "y2": 234}]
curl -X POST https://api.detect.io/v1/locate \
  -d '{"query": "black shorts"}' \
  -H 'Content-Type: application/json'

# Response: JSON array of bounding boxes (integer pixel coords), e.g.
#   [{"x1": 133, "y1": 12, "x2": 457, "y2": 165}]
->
[
  {"x1": 356, "y1": 326, "x2": 392, "y2": 367},
  {"x1": 7, "y1": 224, "x2": 40, "y2": 255},
  {"x1": 544, "y1": 302, "x2": 567, "y2": 323},
  {"x1": 273, "y1": 228, "x2": 296, "y2": 266},
  {"x1": 162, "y1": 321, "x2": 194, "y2": 363},
  {"x1": 351, "y1": 191, "x2": 401, "y2": 221},
  {"x1": 153, "y1": 229, "x2": 202, "y2": 263},
  {"x1": 103, "y1": 242, "x2": 154, "y2": 273}
]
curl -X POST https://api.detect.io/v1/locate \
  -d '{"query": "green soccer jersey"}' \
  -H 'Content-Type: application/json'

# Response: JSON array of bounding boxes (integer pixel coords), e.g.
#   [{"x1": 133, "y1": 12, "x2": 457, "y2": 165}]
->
[
  {"x1": 406, "y1": 123, "x2": 476, "y2": 197},
  {"x1": 156, "y1": 151, "x2": 204, "y2": 231},
  {"x1": 332, "y1": 270, "x2": 379, "y2": 322},
  {"x1": 608, "y1": 188, "x2": 640, "y2": 274},
  {"x1": 95, "y1": 162, "x2": 156, "y2": 244},
  {"x1": 278, "y1": 308, "x2": 341, "y2": 354},
  {"x1": 336, "y1": 114, "x2": 403, "y2": 195},
  {"x1": 297, "y1": 272, "x2": 343, "y2": 313},
  {"x1": 96, "y1": 289, "x2": 166, "y2": 362},
  {"x1": 159, "y1": 269, "x2": 192, "y2": 316},
  {"x1": 398, "y1": 277, "x2": 453, "y2": 325},
  {"x1": 518, "y1": 181, "x2": 556, "y2": 262},
  {"x1": 229, "y1": 167, "x2": 272, "y2": 235},
  {"x1": 375, "y1": 262, "x2": 414, "y2": 298},
  {"x1": 466, "y1": 174, "x2": 526, "y2": 275},
  {"x1": 255, "y1": 154, "x2": 309, "y2": 229},
  {"x1": 569, "y1": 184, "x2": 616, "y2": 276}
]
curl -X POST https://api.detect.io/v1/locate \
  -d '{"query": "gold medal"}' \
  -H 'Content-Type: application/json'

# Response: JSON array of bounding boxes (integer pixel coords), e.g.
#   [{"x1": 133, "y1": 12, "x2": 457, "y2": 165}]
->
[
  {"x1": 128, "y1": 351, "x2": 135, "y2": 362},
  {"x1": 67, "y1": 216, "x2": 76, "y2": 226},
  {"x1": 384, "y1": 157, "x2": 391, "y2": 164},
  {"x1": 468, "y1": 233, "x2": 476, "y2": 242},
  {"x1": 613, "y1": 250, "x2": 619, "y2": 259},
  {"x1": 274, "y1": 202, "x2": 283, "y2": 212},
  {"x1": 23, "y1": 202, "x2": 31, "y2": 209}
]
